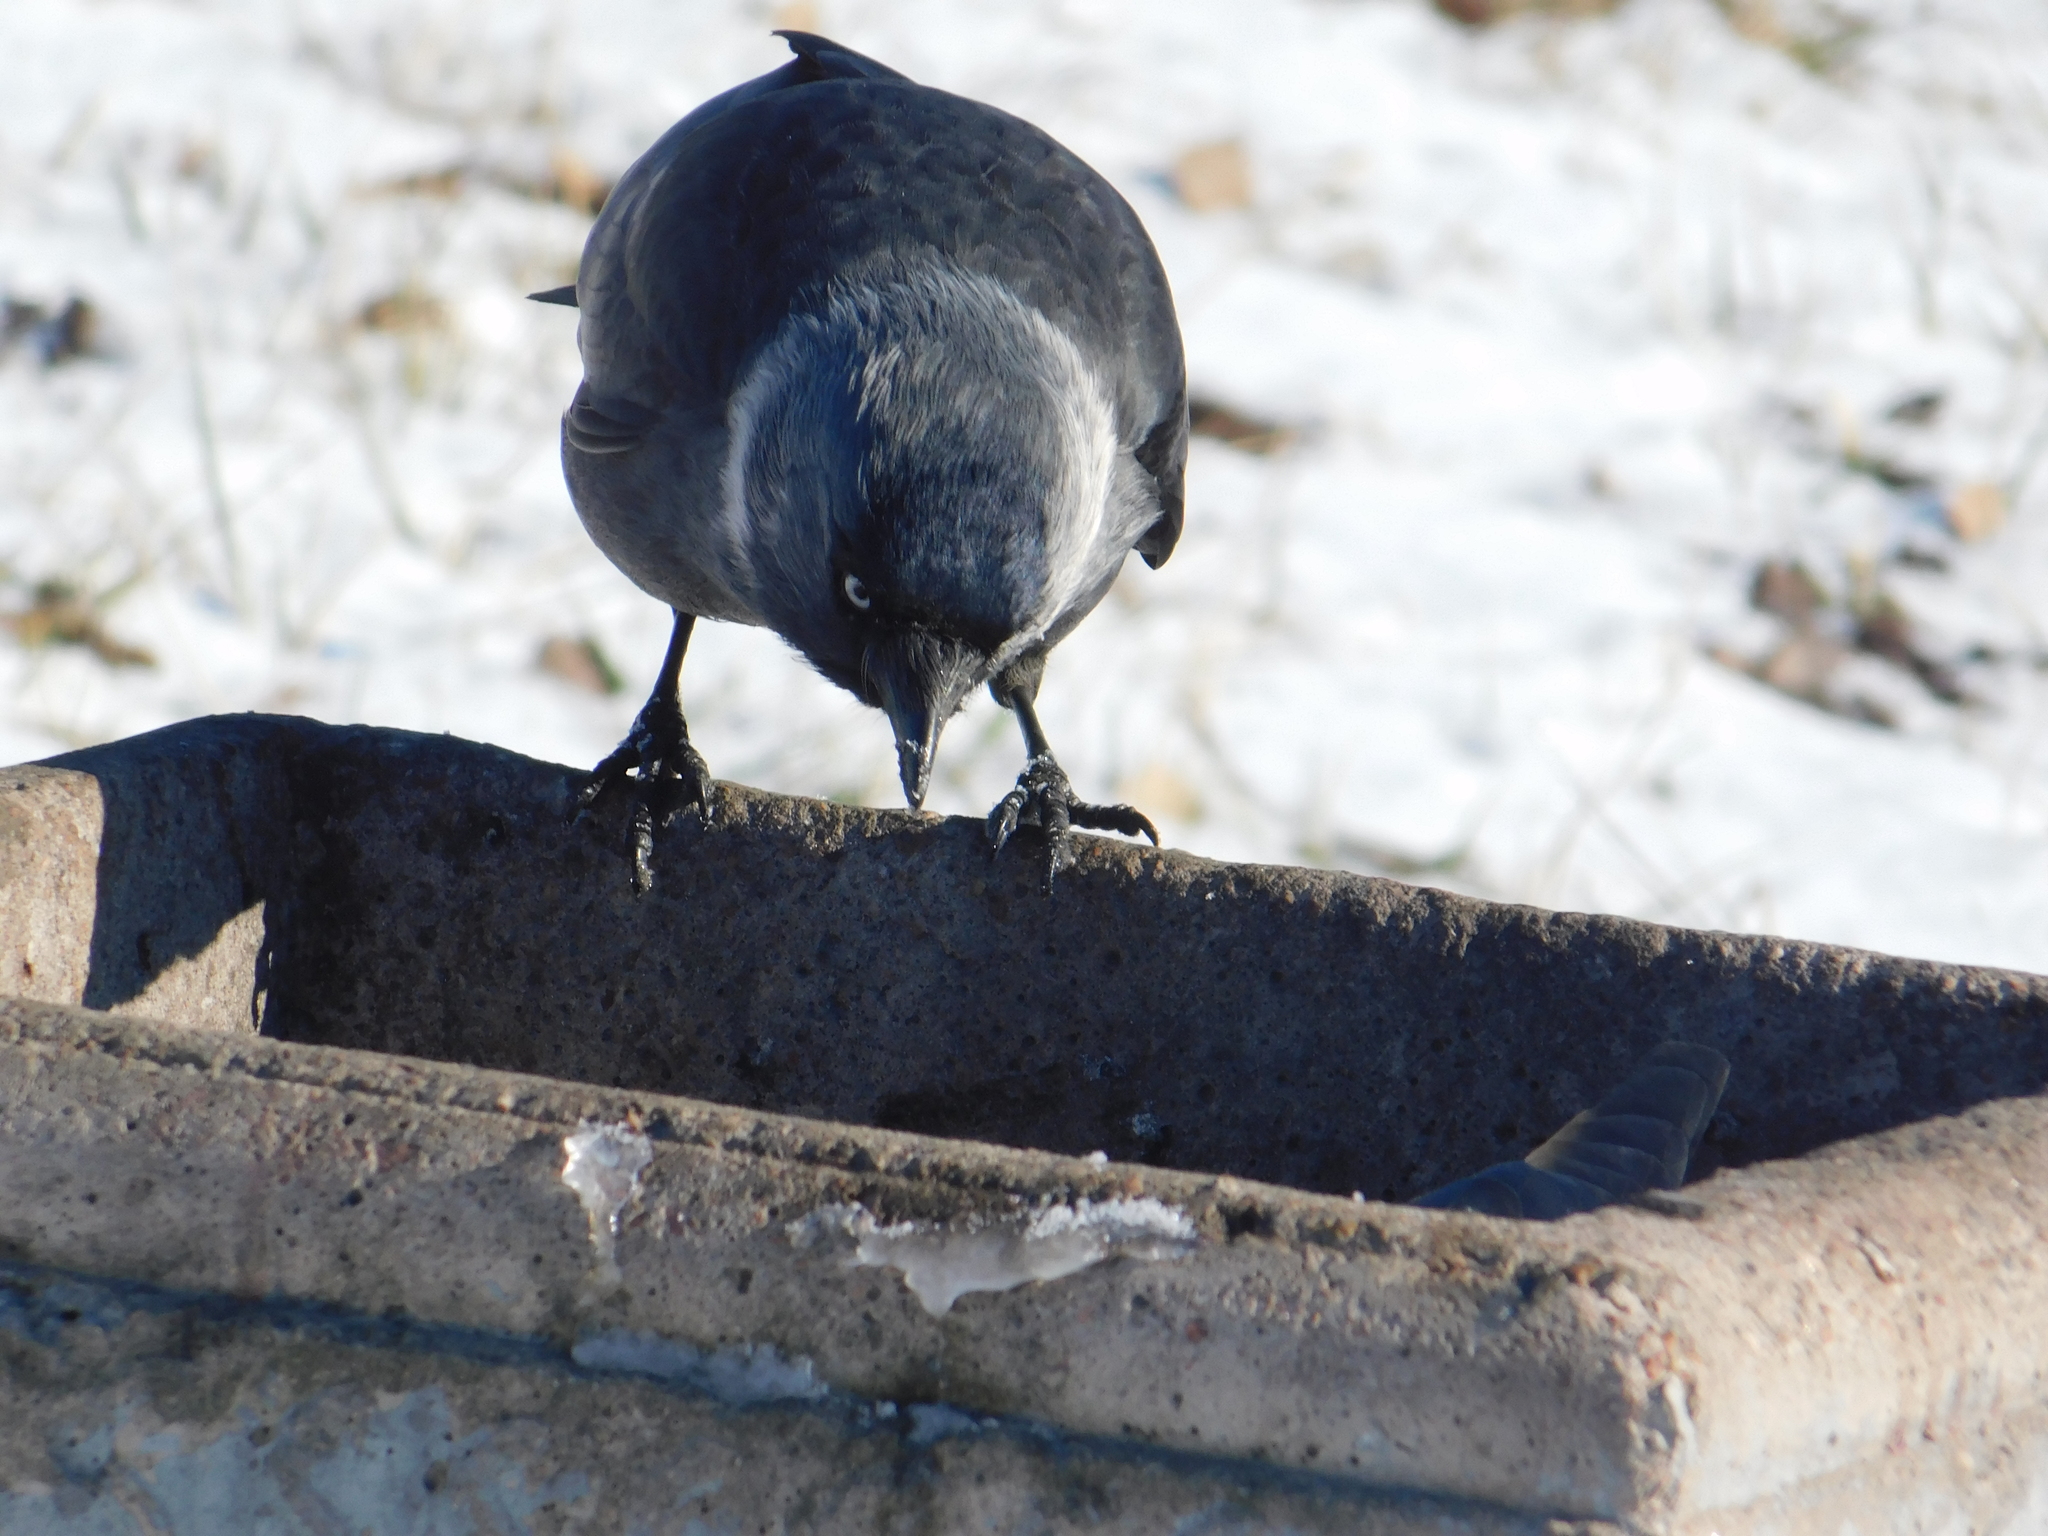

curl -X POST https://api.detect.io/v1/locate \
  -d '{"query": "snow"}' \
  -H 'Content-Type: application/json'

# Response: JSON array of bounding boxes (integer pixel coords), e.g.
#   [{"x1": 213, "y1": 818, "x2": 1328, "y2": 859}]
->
[
  {"x1": 559, "y1": 1119, "x2": 652, "y2": 1270},
  {"x1": 570, "y1": 1329, "x2": 827, "y2": 1405},
  {"x1": 5, "y1": 0, "x2": 2047, "y2": 970},
  {"x1": 906, "y1": 1404, "x2": 993, "y2": 1445},
  {"x1": 794, "y1": 1198, "x2": 1198, "y2": 1317}
]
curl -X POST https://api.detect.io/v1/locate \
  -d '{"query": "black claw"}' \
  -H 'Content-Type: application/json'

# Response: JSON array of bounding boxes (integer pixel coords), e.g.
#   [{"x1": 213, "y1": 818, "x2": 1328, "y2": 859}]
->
[
  {"x1": 986, "y1": 754, "x2": 1154, "y2": 891},
  {"x1": 575, "y1": 740, "x2": 638, "y2": 818},
  {"x1": 630, "y1": 801, "x2": 656, "y2": 895},
  {"x1": 987, "y1": 787, "x2": 1028, "y2": 856},
  {"x1": 576, "y1": 695, "x2": 713, "y2": 891}
]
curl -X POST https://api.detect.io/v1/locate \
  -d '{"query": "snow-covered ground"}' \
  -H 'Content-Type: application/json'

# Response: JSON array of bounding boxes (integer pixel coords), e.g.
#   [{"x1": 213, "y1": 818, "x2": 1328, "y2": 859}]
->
[{"x1": 5, "y1": 0, "x2": 2047, "y2": 971}]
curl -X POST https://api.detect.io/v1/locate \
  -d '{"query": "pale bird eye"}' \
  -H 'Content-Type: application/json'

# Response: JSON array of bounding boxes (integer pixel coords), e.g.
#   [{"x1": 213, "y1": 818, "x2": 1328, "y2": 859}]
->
[{"x1": 843, "y1": 573, "x2": 871, "y2": 609}]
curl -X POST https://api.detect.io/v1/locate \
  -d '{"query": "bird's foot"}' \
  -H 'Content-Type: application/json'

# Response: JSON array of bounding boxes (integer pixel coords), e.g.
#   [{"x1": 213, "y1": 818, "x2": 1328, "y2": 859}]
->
[
  {"x1": 574, "y1": 695, "x2": 713, "y2": 894},
  {"x1": 987, "y1": 754, "x2": 1158, "y2": 891}
]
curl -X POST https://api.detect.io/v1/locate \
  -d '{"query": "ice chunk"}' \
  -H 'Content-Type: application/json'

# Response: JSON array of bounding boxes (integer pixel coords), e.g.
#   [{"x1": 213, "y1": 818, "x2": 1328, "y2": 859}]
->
[
  {"x1": 560, "y1": 1120, "x2": 653, "y2": 1270},
  {"x1": 907, "y1": 1404, "x2": 990, "y2": 1444},
  {"x1": 793, "y1": 1198, "x2": 1197, "y2": 1318},
  {"x1": 571, "y1": 1329, "x2": 826, "y2": 1405}
]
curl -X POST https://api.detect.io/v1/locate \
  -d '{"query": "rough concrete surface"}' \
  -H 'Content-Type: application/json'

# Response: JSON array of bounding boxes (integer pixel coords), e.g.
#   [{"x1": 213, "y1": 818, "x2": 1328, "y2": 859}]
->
[
  {"x1": 0, "y1": 716, "x2": 2045, "y2": 1533},
  {"x1": 5, "y1": 715, "x2": 2046, "y2": 1195},
  {"x1": 3, "y1": 1260, "x2": 1549, "y2": 1536},
  {"x1": 1, "y1": 996, "x2": 2045, "y2": 1533}
]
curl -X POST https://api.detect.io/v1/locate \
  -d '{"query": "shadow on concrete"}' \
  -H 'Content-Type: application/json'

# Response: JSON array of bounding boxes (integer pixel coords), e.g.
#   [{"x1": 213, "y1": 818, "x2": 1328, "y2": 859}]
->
[{"x1": 66, "y1": 721, "x2": 285, "y2": 1030}]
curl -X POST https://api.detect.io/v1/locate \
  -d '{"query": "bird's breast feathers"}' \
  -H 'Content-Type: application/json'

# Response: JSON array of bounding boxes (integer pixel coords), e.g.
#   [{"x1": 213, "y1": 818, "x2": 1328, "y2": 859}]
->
[{"x1": 719, "y1": 258, "x2": 1154, "y2": 661}]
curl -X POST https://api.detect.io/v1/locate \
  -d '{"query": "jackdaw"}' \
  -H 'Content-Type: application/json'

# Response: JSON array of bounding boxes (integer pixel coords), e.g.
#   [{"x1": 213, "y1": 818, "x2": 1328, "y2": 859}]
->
[{"x1": 534, "y1": 32, "x2": 1188, "y2": 890}]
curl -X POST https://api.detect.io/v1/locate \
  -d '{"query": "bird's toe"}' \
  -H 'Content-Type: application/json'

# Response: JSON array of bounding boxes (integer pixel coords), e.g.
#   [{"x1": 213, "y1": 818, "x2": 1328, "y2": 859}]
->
[
  {"x1": 645, "y1": 741, "x2": 715, "y2": 828},
  {"x1": 572, "y1": 738, "x2": 640, "y2": 821},
  {"x1": 1068, "y1": 799, "x2": 1159, "y2": 846},
  {"x1": 578, "y1": 712, "x2": 714, "y2": 891},
  {"x1": 987, "y1": 787, "x2": 1029, "y2": 855},
  {"x1": 987, "y1": 756, "x2": 1152, "y2": 890}
]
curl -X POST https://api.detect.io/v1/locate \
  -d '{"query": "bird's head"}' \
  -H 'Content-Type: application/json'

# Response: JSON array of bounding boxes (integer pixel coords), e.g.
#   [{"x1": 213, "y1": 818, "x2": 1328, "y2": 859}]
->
[{"x1": 729, "y1": 262, "x2": 1128, "y2": 808}]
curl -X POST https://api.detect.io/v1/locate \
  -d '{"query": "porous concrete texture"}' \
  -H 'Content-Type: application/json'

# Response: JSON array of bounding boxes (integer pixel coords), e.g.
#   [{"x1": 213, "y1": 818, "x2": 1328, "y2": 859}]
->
[
  {"x1": 1, "y1": 715, "x2": 2046, "y2": 1533},
  {"x1": 4, "y1": 998, "x2": 2047, "y2": 1533},
  {"x1": 6, "y1": 715, "x2": 2047, "y2": 1196},
  {"x1": 1, "y1": 1255, "x2": 1527, "y2": 1536}
]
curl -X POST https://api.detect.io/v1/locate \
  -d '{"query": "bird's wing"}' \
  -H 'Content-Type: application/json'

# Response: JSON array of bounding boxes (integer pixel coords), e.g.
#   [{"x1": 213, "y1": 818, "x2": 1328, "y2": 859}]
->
[
  {"x1": 1132, "y1": 397, "x2": 1188, "y2": 569},
  {"x1": 570, "y1": 34, "x2": 1188, "y2": 555},
  {"x1": 561, "y1": 36, "x2": 907, "y2": 456},
  {"x1": 1411, "y1": 1042, "x2": 1731, "y2": 1220}
]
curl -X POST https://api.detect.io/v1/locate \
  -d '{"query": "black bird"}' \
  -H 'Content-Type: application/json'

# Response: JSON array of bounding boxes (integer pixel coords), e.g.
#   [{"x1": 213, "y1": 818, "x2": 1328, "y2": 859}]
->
[
  {"x1": 1413, "y1": 1042, "x2": 1731, "y2": 1219},
  {"x1": 534, "y1": 32, "x2": 1188, "y2": 890}
]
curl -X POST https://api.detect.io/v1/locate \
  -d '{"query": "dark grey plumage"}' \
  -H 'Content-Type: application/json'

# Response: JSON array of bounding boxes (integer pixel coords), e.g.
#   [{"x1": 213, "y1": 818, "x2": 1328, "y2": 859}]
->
[
  {"x1": 544, "y1": 32, "x2": 1188, "y2": 888},
  {"x1": 1412, "y1": 1042, "x2": 1731, "y2": 1219}
]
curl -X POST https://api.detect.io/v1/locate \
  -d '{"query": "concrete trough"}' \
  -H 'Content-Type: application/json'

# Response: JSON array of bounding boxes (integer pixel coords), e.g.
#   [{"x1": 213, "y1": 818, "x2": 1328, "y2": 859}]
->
[{"x1": 0, "y1": 714, "x2": 2044, "y2": 1532}]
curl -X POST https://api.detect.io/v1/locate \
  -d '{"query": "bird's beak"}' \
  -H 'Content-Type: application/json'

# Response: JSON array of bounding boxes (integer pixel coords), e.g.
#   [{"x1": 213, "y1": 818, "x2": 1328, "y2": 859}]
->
[
  {"x1": 869, "y1": 631, "x2": 984, "y2": 810},
  {"x1": 892, "y1": 702, "x2": 942, "y2": 810}
]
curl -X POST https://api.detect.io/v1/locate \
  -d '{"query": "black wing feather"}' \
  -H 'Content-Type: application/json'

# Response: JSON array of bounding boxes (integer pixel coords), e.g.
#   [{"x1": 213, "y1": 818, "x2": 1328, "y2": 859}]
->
[{"x1": 1413, "y1": 1043, "x2": 1730, "y2": 1220}]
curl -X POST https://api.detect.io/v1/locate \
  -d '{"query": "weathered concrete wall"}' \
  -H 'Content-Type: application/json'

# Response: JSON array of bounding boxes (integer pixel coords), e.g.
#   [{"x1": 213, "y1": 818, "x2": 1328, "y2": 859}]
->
[
  {"x1": 2, "y1": 1259, "x2": 1528, "y2": 1536},
  {"x1": 0, "y1": 730, "x2": 279, "y2": 1034},
  {"x1": 4, "y1": 715, "x2": 2045, "y2": 1199},
  {"x1": 2, "y1": 716, "x2": 2046, "y2": 1533},
  {"x1": 2, "y1": 997, "x2": 2045, "y2": 1534}
]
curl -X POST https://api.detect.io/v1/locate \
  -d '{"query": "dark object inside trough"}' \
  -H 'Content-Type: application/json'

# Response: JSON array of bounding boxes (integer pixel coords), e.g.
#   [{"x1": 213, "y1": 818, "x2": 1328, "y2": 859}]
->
[{"x1": 10, "y1": 714, "x2": 2046, "y2": 1202}]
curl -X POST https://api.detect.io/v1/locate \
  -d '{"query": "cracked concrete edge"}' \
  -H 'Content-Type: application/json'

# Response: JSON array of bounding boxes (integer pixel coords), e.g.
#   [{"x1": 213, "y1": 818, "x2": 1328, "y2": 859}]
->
[{"x1": 4, "y1": 999, "x2": 2046, "y2": 1531}]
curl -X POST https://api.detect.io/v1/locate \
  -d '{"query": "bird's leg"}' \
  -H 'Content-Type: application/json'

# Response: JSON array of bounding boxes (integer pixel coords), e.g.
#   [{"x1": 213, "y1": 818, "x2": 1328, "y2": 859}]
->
[
  {"x1": 986, "y1": 664, "x2": 1157, "y2": 890},
  {"x1": 576, "y1": 610, "x2": 713, "y2": 892}
]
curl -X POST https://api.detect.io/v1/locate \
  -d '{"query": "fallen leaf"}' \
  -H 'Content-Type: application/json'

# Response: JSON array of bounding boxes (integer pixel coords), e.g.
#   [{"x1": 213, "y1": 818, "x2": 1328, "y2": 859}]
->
[
  {"x1": 538, "y1": 635, "x2": 623, "y2": 695},
  {"x1": 1852, "y1": 598, "x2": 1967, "y2": 704},
  {"x1": 1944, "y1": 482, "x2": 2005, "y2": 543},
  {"x1": 1172, "y1": 141, "x2": 1252, "y2": 213},
  {"x1": 0, "y1": 296, "x2": 105, "y2": 366},
  {"x1": 358, "y1": 288, "x2": 446, "y2": 334},
  {"x1": 361, "y1": 156, "x2": 611, "y2": 215},
  {"x1": 366, "y1": 165, "x2": 467, "y2": 199},
  {"x1": 1188, "y1": 397, "x2": 1295, "y2": 455},
  {"x1": 544, "y1": 148, "x2": 611, "y2": 216},
  {"x1": 1436, "y1": 0, "x2": 1619, "y2": 21},
  {"x1": 1714, "y1": 0, "x2": 1784, "y2": 44},
  {"x1": 1749, "y1": 560, "x2": 1827, "y2": 628},
  {"x1": 1883, "y1": 387, "x2": 1946, "y2": 426},
  {"x1": 1841, "y1": 446, "x2": 1933, "y2": 493},
  {"x1": 1756, "y1": 632, "x2": 1846, "y2": 698},
  {"x1": 2, "y1": 581, "x2": 154, "y2": 668},
  {"x1": 1117, "y1": 763, "x2": 1203, "y2": 823},
  {"x1": 2, "y1": 298, "x2": 43, "y2": 349},
  {"x1": 1708, "y1": 640, "x2": 1893, "y2": 728}
]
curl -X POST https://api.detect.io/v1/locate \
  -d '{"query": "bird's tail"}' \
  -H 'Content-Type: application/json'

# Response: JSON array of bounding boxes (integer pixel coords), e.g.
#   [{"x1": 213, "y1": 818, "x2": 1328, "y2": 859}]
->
[{"x1": 1411, "y1": 1041, "x2": 1730, "y2": 1220}]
